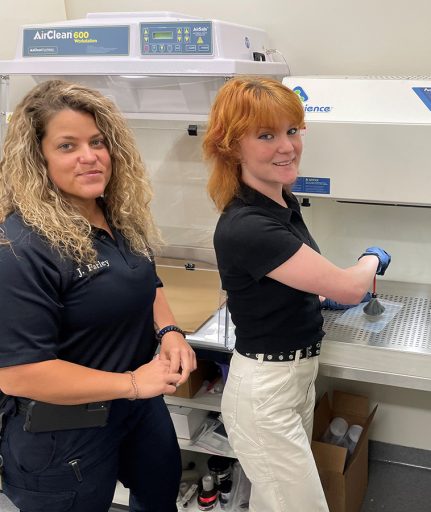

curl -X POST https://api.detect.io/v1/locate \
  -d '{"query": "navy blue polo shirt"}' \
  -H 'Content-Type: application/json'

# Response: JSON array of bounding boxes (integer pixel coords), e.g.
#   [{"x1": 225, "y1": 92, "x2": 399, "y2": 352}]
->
[
  {"x1": 214, "y1": 185, "x2": 325, "y2": 354},
  {"x1": 0, "y1": 213, "x2": 161, "y2": 372}
]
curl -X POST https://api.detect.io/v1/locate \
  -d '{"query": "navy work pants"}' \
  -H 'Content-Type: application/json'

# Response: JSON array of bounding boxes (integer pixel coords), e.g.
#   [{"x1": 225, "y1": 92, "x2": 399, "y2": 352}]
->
[{"x1": 0, "y1": 396, "x2": 181, "y2": 512}]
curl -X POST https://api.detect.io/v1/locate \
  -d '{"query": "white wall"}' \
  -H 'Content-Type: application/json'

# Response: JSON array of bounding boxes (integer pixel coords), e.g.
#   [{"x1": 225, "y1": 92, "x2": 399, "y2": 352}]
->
[
  {"x1": 0, "y1": 1, "x2": 66, "y2": 59},
  {"x1": 1, "y1": 0, "x2": 430, "y2": 450},
  {"x1": 65, "y1": 0, "x2": 431, "y2": 76},
  {"x1": 0, "y1": 1, "x2": 67, "y2": 106}
]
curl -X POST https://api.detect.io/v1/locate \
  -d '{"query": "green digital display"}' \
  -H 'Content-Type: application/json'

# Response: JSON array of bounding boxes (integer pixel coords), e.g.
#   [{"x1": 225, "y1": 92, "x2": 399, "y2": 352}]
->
[{"x1": 152, "y1": 31, "x2": 174, "y2": 40}]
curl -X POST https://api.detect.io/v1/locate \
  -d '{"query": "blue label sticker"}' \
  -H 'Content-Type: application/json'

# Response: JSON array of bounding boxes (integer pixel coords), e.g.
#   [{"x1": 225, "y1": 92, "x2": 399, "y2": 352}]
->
[
  {"x1": 292, "y1": 177, "x2": 330, "y2": 194},
  {"x1": 23, "y1": 26, "x2": 130, "y2": 57},
  {"x1": 412, "y1": 87, "x2": 431, "y2": 111}
]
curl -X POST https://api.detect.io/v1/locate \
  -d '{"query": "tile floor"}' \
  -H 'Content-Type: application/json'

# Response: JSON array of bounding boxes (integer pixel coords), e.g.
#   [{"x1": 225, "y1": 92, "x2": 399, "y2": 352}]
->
[
  {"x1": 360, "y1": 460, "x2": 431, "y2": 512},
  {"x1": 1, "y1": 442, "x2": 430, "y2": 511},
  {"x1": 360, "y1": 441, "x2": 431, "y2": 512}
]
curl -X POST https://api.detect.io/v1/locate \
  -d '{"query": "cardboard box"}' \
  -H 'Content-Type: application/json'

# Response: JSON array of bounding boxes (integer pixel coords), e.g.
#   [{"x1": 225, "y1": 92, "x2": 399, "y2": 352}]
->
[
  {"x1": 312, "y1": 390, "x2": 377, "y2": 512},
  {"x1": 167, "y1": 405, "x2": 208, "y2": 439},
  {"x1": 173, "y1": 359, "x2": 218, "y2": 399},
  {"x1": 156, "y1": 261, "x2": 222, "y2": 333}
]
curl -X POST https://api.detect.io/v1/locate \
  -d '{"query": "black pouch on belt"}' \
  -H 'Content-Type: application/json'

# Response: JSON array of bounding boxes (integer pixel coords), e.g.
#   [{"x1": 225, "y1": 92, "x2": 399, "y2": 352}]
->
[
  {"x1": 20, "y1": 400, "x2": 111, "y2": 433},
  {"x1": 0, "y1": 393, "x2": 13, "y2": 491},
  {"x1": 0, "y1": 392, "x2": 12, "y2": 439}
]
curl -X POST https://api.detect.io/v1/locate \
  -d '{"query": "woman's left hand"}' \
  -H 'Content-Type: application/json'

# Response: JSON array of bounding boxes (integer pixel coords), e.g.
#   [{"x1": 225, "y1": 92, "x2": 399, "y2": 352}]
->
[{"x1": 159, "y1": 332, "x2": 197, "y2": 386}]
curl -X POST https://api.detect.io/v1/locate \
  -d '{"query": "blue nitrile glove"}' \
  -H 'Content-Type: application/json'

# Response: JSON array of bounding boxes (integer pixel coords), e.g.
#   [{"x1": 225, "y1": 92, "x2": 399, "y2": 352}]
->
[
  {"x1": 358, "y1": 246, "x2": 391, "y2": 276},
  {"x1": 321, "y1": 292, "x2": 372, "y2": 310}
]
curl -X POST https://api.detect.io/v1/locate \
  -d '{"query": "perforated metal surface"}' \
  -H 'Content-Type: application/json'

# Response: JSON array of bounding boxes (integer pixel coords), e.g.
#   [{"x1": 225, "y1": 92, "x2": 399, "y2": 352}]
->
[{"x1": 322, "y1": 292, "x2": 431, "y2": 355}]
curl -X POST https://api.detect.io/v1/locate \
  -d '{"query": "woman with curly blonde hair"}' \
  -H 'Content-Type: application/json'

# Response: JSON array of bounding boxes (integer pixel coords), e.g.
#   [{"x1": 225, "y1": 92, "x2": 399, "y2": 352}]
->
[{"x1": 0, "y1": 79, "x2": 196, "y2": 512}]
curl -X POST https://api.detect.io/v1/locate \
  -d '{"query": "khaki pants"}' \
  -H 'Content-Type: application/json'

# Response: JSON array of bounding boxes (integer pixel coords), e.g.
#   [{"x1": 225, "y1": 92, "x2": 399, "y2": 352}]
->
[{"x1": 221, "y1": 350, "x2": 329, "y2": 512}]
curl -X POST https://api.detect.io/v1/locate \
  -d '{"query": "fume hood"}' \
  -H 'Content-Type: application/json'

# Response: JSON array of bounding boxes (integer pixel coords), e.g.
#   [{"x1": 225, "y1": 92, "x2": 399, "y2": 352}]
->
[
  {"x1": 283, "y1": 76, "x2": 431, "y2": 206},
  {"x1": 0, "y1": 11, "x2": 288, "y2": 118},
  {"x1": 281, "y1": 76, "x2": 431, "y2": 392},
  {"x1": 0, "y1": 10, "x2": 289, "y2": 358}
]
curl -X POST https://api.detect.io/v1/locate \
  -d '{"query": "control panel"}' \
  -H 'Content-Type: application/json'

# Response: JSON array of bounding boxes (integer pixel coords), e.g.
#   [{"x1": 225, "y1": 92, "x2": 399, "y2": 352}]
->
[{"x1": 140, "y1": 21, "x2": 212, "y2": 55}]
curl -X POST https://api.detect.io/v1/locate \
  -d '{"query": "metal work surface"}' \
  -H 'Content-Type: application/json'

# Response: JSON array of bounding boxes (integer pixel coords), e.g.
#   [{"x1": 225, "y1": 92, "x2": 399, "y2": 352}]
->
[
  {"x1": 185, "y1": 280, "x2": 431, "y2": 390},
  {"x1": 322, "y1": 285, "x2": 431, "y2": 355},
  {"x1": 319, "y1": 280, "x2": 431, "y2": 391}
]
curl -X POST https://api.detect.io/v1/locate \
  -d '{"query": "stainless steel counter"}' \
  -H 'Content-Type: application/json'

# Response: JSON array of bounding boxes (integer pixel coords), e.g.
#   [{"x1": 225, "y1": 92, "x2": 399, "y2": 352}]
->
[
  {"x1": 188, "y1": 280, "x2": 431, "y2": 392},
  {"x1": 319, "y1": 280, "x2": 431, "y2": 391}
]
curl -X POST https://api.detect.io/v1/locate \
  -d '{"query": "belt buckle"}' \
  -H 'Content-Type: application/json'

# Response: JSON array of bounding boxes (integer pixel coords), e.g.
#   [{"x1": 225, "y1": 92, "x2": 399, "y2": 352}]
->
[{"x1": 306, "y1": 346, "x2": 313, "y2": 359}]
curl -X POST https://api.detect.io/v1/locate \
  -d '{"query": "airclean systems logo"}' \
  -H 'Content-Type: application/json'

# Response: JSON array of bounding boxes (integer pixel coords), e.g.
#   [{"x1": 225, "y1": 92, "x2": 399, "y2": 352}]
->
[{"x1": 293, "y1": 86, "x2": 332, "y2": 113}]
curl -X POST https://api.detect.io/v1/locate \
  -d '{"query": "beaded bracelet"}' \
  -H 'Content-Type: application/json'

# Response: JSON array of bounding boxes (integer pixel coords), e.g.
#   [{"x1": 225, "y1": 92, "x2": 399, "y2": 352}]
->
[
  {"x1": 156, "y1": 324, "x2": 186, "y2": 342},
  {"x1": 125, "y1": 370, "x2": 139, "y2": 400}
]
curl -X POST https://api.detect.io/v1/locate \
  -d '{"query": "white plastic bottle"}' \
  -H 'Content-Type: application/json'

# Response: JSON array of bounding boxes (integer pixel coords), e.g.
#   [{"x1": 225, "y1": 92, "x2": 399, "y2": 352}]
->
[
  {"x1": 321, "y1": 417, "x2": 348, "y2": 445},
  {"x1": 345, "y1": 424, "x2": 363, "y2": 457}
]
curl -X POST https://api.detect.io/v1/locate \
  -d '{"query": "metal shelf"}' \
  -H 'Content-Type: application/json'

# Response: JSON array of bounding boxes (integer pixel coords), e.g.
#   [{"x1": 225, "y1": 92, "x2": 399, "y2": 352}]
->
[
  {"x1": 165, "y1": 391, "x2": 234, "y2": 456},
  {"x1": 165, "y1": 391, "x2": 222, "y2": 412},
  {"x1": 114, "y1": 482, "x2": 238, "y2": 511},
  {"x1": 177, "y1": 437, "x2": 235, "y2": 458}
]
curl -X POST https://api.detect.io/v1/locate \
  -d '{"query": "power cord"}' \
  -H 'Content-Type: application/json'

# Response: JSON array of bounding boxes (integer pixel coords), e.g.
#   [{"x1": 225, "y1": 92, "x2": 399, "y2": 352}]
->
[{"x1": 264, "y1": 48, "x2": 292, "y2": 76}]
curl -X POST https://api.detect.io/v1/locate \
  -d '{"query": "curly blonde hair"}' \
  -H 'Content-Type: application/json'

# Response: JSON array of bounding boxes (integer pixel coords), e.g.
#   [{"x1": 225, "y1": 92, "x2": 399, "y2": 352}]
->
[
  {"x1": 0, "y1": 79, "x2": 161, "y2": 263},
  {"x1": 203, "y1": 76, "x2": 305, "y2": 212}
]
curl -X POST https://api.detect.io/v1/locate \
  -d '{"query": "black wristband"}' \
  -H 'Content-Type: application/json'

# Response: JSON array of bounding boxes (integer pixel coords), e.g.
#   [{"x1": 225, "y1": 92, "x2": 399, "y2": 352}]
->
[{"x1": 156, "y1": 324, "x2": 186, "y2": 341}]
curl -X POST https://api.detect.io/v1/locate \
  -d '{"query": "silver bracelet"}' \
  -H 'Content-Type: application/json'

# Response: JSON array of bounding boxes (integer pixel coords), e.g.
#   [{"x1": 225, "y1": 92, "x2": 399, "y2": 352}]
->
[{"x1": 125, "y1": 370, "x2": 139, "y2": 400}]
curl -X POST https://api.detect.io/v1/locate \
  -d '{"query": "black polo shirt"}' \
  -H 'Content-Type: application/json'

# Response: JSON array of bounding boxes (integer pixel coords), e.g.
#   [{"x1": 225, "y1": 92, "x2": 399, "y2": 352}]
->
[
  {"x1": 214, "y1": 185, "x2": 324, "y2": 354},
  {"x1": 0, "y1": 213, "x2": 161, "y2": 372}
]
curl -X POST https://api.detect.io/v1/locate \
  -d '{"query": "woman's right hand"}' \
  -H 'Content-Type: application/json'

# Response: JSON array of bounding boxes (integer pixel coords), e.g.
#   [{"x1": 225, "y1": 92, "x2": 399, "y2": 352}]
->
[
  {"x1": 132, "y1": 355, "x2": 182, "y2": 399},
  {"x1": 358, "y1": 247, "x2": 391, "y2": 275}
]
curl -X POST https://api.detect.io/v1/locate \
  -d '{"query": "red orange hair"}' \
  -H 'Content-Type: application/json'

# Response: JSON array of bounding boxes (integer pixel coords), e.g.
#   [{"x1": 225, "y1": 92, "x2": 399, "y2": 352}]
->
[{"x1": 203, "y1": 76, "x2": 305, "y2": 211}]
